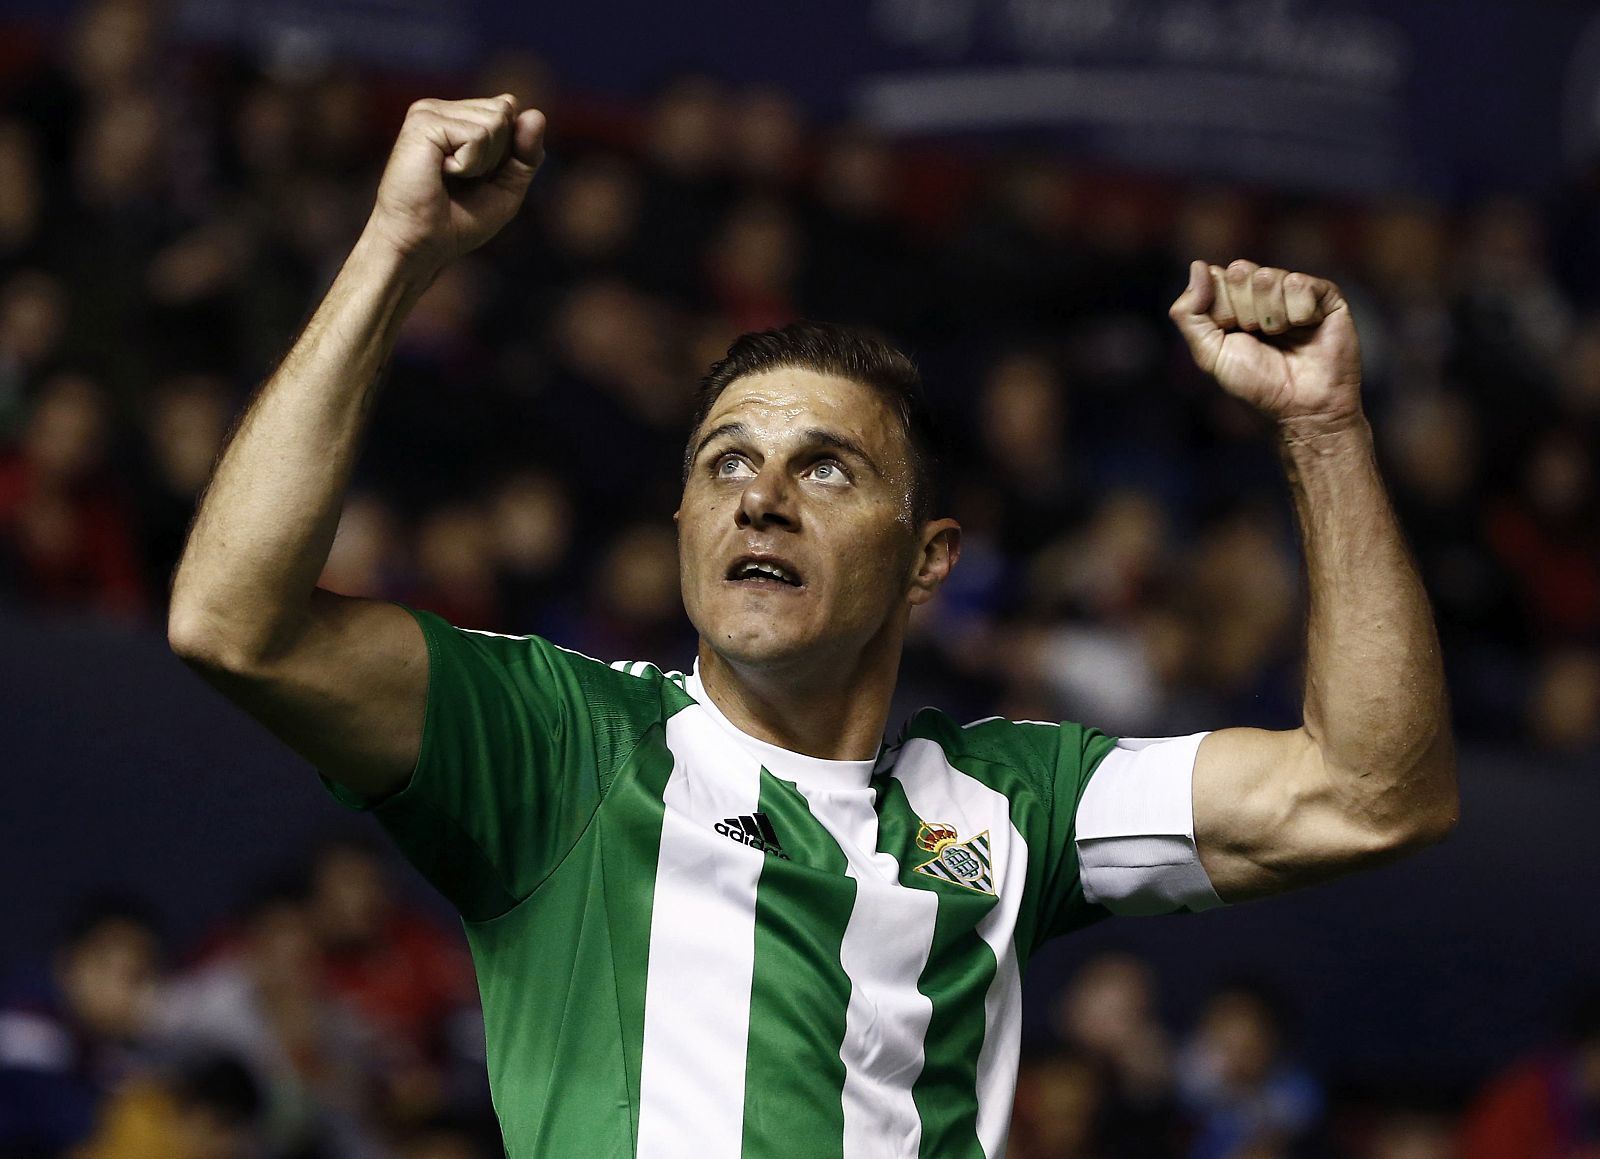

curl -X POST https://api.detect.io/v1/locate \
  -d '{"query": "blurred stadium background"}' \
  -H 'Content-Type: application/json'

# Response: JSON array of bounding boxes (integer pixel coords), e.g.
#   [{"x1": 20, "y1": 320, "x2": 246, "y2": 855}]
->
[{"x1": 3, "y1": 0, "x2": 1600, "y2": 1155}]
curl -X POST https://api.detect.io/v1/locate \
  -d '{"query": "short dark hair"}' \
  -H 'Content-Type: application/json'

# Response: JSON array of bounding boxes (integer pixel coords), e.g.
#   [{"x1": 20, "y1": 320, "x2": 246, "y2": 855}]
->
[
  {"x1": 59, "y1": 892, "x2": 162, "y2": 953},
  {"x1": 686, "y1": 322, "x2": 942, "y2": 524}
]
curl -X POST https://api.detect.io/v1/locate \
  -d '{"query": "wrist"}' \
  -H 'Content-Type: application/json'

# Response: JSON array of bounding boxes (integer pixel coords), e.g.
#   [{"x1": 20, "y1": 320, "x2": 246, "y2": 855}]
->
[
  {"x1": 350, "y1": 224, "x2": 447, "y2": 298},
  {"x1": 1277, "y1": 409, "x2": 1372, "y2": 454}
]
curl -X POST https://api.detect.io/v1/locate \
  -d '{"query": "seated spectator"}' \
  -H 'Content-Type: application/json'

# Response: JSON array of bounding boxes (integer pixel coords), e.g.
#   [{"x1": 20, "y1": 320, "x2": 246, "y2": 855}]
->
[
  {"x1": 69, "y1": 1052, "x2": 262, "y2": 1159},
  {"x1": 154, "y1": 879, "x2": 386, "y2": 1158},
  {"x1": 1459, "y1": 982, "x2": 1600, "y2": 1158},
  {"x1": 1051, "y1": 950, "x2": 1178, "y2": 1157},
  {"x1": 1176, "y1": 978, "x2": 1323, "y2": 1159},
  {"x1": 1009, "y1": 1048, "x2": 1107, "y2": 1159},
  {"x1": 0, "y1": 270, "x2": 66, "y2": 440},
  {"x1": 1359, "y1": 1105, "x2": 1458, "y2": 1159},
  {"x1": 305, "y1": 835, "x2": 481, "y2": 1119},
  {"x1": 1486, "y1": 426, "x2": 1600, "y2": 645},
  {"x1": 0, "y1": 895, "x2": 163, "y2": 1155},
  {"x1": 0, "y1": 371, "x2": 146, "y2": 617}
]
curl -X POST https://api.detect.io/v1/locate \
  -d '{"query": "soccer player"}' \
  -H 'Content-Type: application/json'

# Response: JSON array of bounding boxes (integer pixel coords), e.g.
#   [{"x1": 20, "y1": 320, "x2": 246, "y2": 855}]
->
[{"x1": 168, "y1": 95, "x2": 1457, "y2": 1156}]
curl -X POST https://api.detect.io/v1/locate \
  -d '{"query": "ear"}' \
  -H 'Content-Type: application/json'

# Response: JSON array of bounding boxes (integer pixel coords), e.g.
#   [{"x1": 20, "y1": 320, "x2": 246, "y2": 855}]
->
[{"x1": 907, "y1": 518, "x2": 961, "y2": 607}]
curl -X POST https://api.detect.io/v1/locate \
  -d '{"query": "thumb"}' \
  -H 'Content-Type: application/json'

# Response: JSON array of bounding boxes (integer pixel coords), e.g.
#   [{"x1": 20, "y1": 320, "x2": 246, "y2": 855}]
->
[
  {"x1": 1168, "y1": 259, "x2": 1223, "y2": 373},
  {"x1": 1174, "y1": 258, "x2": 1214, "y2": 316},
  {"x1": 501, "y1": 108, "x2": 547, "y2": 181}
]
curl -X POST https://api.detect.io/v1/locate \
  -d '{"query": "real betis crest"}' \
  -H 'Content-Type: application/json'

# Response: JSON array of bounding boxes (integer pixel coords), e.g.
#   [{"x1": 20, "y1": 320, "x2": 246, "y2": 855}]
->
[{"x1": 912, "y1": 821, "x2": 995, "y2": 895}]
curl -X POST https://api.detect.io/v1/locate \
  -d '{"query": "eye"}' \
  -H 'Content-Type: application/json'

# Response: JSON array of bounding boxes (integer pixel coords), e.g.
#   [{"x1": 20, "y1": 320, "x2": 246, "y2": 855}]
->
[
  {"x1": 714, "y1": 454, "x2": 755, "y2": 480},
  {"x1": 806, "y1": 460, "x2": 850, "y2": 485}
]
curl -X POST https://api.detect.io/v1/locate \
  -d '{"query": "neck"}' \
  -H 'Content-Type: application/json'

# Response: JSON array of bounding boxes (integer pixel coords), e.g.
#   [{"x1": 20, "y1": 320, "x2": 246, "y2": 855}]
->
[{"x1": 695, "y1": 634, "x2": 903, "y2": 761}]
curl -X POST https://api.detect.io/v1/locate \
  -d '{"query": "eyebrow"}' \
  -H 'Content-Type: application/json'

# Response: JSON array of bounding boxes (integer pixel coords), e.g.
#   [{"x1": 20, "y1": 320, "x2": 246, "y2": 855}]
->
[{"x1": 693, "y1": 422, "x2": 884, "y2": 476}]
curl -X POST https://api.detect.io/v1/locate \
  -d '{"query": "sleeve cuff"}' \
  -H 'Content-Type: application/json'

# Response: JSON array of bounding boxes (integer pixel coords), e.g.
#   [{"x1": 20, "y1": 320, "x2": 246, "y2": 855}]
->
[{"x1": 1074, "y1": 732, "x2": 1224, "y2": 916}]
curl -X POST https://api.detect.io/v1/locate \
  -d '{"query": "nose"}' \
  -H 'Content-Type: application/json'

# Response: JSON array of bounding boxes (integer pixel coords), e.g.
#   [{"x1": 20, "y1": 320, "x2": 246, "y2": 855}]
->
[{"x1": 735, "y1": 465, "x2": 798, "y2": 531}]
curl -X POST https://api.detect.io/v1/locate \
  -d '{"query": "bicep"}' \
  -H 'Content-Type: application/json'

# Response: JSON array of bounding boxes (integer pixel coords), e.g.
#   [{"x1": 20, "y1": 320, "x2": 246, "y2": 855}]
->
[
  {"x1": 1192, "y1": 726, "x2": 1402, "y2": 901},
  {"x1": 193, "y1": 590, "x2": 426, "y2": 800}
]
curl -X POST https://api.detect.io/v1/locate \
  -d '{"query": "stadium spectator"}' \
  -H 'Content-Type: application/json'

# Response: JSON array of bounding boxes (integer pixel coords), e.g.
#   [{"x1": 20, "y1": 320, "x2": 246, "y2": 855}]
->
[
  {"x1": 0, "y1": 371, "x2": 146, "y2": 617},
  {"x1": 1175, "y1": 978, "x2": 1324, "y2": 1159},
  {"x1": 0, "y1": 269, "x2": 66, "y2": 437},
  {"x1": 1009, "y1": 1049, "x2": 1108, "y2": 1159},
  {"x1": 304, "y1": 836, "x2": 479, "y2": 1110},
  {"x1": 69, "y1": 1052, "x2": 263, "y2": 1159},
  {"x1": 1459, "y1": 983, "x2": 1600, "y2": 1158},
  {"x1": 1050, "y1": 951, "x2": 1178, "y2": 1156},
  {"x1": 0, "y1": 896, "x2": 164, "y2": 1155},
  {"x1": 154, "y1": 880, "x2": 387, "y2": 1157}
]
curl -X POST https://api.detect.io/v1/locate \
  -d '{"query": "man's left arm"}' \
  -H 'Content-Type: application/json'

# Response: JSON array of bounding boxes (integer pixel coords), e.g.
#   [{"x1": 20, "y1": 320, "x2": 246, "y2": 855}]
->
[{"x1": 1168, "y1": 258, "x2": 1458, "y2": 903}]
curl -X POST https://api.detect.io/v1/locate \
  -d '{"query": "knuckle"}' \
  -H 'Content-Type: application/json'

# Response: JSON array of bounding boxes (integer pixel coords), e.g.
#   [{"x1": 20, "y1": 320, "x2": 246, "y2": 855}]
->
[
  {"x1": 1226, "y1": 259, "x2": 1255, "y2": 278},
  {"x1": 1253, "y1": 266, "x2": 1279, "y2": 286}
]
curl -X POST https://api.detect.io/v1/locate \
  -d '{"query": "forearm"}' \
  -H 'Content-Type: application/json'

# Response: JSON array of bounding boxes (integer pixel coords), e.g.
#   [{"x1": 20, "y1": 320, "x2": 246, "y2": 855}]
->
[
  {"x1": 1284, "y1": 414, "x2": 1455, "y2": 831},
  {"x1": 169, "y1": 234, "x2": 434, "y2": 665}
]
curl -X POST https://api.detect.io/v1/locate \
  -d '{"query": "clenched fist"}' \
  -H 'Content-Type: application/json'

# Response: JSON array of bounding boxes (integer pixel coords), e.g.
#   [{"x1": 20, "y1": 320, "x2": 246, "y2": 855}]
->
[
  {"x1": 364, "y1": 94, "x2": 546, "y2": 275},
  {"x1": 1169, "y1": 259, "x2": 1363, "y2": 432}
]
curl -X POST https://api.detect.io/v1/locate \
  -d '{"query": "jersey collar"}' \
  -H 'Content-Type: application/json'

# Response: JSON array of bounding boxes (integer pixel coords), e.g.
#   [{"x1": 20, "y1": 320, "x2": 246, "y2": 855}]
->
[{"x1": 684, "y1": 661, "x2": 879, "y2": 791}]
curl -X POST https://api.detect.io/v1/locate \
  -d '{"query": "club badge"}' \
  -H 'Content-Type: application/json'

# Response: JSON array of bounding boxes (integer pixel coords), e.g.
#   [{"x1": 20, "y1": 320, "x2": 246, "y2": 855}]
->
[{"x1": 912, "y1": 821, "x2": 995, "y2": 895}]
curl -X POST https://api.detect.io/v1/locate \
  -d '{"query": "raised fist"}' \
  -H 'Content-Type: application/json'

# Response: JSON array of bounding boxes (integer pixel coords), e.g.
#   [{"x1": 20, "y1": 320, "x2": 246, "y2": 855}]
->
[
  {"x1": 1169, "y1": 259, "x2": 1363, "y2": 431},
  {"x1": 365, "y1": 94, "x2": 546, "y2": 274}
]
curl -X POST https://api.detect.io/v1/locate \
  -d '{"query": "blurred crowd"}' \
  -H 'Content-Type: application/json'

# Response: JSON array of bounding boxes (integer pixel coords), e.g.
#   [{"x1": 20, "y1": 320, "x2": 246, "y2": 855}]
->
[
  {"x1": 4, "y1": 848, "x2": 1598, "y2": 1158},
  {"x1": 1, "y1": 837, "x2": 494, "y2": 1159},
  {"x1": 6, "y1": 2, "x2": 1600, "y2": 749}
]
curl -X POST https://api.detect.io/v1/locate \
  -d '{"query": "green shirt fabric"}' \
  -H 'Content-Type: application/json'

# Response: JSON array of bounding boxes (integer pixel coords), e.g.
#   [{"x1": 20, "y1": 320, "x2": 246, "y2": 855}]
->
[{"x1": 328, "y1": 608, "x2": 1138, "y2": 1157}]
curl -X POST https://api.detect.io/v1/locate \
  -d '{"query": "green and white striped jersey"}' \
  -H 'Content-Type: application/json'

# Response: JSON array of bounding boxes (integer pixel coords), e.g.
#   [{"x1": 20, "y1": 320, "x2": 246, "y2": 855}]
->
[{"x1": 326, "y1": 608, "x2": 1221, "y2": 1157}]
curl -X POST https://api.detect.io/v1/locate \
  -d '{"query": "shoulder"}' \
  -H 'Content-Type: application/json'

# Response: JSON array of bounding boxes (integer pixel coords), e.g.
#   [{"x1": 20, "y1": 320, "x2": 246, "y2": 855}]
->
[
  {"x1": 414, "y1": 609, "x2": 696, "y2": 714},
  {"x1": 899, "y1": 706, "x2": 1109, "y2": 761},
  {"x1": 894, "y1": 707, "x2": 1115, "y2": 798}
]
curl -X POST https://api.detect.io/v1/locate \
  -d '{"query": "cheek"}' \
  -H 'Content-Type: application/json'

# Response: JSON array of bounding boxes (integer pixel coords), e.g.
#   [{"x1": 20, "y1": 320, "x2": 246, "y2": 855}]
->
[{"x1": 832, "y1": 522, "x2": 914, "y2": 604}]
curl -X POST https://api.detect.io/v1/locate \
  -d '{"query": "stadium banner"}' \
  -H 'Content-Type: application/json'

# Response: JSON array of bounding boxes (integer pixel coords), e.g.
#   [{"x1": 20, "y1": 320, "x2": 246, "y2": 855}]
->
[{"x1": 7, "y1": 0, "x2": 1596, "y2": 195}]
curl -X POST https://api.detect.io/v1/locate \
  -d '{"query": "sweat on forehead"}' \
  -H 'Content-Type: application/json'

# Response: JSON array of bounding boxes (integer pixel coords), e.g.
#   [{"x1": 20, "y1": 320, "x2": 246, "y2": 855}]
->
[{"x1": 683, "y1": 321, "x2": 942, "y2": 523}]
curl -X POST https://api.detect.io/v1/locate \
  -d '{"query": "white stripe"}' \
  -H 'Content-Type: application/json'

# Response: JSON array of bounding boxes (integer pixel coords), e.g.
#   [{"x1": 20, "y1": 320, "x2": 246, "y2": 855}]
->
[
  {"x1": 790, "y1": 784, "x2": 934, "y2": 1152},
  {"x1": 636, "y1": 708, "x2": 766, "y2": 1158},
  {"x1": 457, "y1": 626, "x2": 532, "y2": 640},
  {"x1": 792, "y1": 782, "x2": 938, "y2": 1159},
  {"x1": 893, "y1": 739, "x2": 1032, "y2": 1159}
]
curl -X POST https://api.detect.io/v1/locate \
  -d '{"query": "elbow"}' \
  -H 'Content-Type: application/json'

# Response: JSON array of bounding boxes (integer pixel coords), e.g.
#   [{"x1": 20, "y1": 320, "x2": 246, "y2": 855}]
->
[
  {"x1": 1318, "y1": 735, "x2": 1458, "y2": 864},
  {"x1": 1396, "y1": 794, "x2": 1459, "y2": 852},
  {"x1": 1373, "y1": 750, "x2": 1460, "y2": 856},
  {"x1": 1407, "y1": 728, "x2": 1460, "y2": 849},
  {"x1": 167, "y1": 603, "x2": 273, "y2": 677},
  {"x1": 167, "y1": 606, "x2": 238, "y2": 673}
]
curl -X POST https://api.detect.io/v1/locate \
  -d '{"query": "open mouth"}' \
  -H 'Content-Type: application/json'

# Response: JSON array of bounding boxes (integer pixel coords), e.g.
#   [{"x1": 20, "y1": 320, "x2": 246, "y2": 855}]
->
[{"x1": 726, "y1": 557, "x2": 805, "y2": 588}]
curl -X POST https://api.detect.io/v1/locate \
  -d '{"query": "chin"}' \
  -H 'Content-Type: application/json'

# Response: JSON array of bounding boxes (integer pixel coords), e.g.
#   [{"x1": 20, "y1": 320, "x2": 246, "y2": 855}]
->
[
  {"x1": 706, "y1": 631, "x2": 809, "y2": 670},
  {"x1": 698, "y1": 611, "x2": 817, "y2": 670}
]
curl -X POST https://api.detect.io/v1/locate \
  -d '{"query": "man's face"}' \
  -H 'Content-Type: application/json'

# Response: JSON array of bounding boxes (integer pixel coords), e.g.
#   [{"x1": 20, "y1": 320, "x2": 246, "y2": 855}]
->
[{"x1": 677, "y1": 368, "x2": 948, "y2": 673}]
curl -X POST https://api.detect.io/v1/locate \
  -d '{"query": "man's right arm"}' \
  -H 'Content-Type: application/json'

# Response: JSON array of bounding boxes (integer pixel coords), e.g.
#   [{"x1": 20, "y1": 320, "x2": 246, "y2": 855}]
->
[{"x1": 168, "y1": 96, "x2": 547, "y2": 800}]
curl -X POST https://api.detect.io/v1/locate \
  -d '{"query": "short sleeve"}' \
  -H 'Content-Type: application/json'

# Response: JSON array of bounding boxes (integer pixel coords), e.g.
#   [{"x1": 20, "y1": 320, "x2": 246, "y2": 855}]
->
[
  {"x1": 1073, "y1": 733, "x2": 1224, "y2": 916},
  {"x1": 320, "y1": 608, "x2": 608, "y2": 922}
]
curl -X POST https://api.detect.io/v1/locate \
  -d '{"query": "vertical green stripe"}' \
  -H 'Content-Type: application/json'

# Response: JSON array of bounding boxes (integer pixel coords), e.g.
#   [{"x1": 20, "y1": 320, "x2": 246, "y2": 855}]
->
[
  {"x1": 874, "y1": 777, "x2": 997, "y2": 1159},
  {"x1": 910, "y1": 901, "x2": 997, "y2": 1159},
  {"x1": 601, "y1": 724, "x2": 678, "y2": 1147},
  {"x1": 739, "y1": 773, "x2": 857, "y2": 1159}
]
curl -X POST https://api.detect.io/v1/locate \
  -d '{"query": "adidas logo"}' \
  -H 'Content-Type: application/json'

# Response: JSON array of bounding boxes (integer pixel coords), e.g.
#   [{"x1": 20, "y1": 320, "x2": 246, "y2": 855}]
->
[{"x1": 715, "y1": 813, "x2": 790, "y2": 860}]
